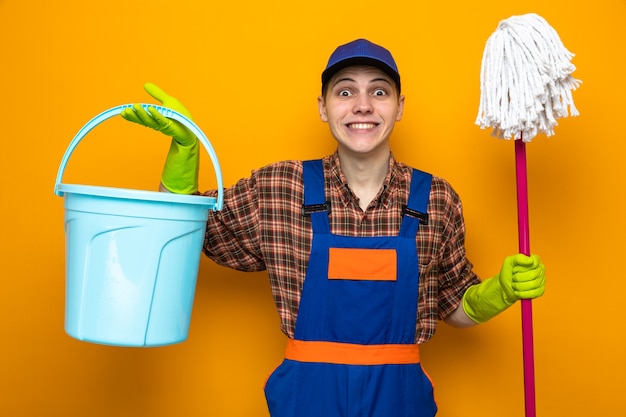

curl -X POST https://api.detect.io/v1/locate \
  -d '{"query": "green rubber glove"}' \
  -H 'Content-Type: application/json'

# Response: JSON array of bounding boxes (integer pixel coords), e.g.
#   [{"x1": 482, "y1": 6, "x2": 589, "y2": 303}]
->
[
  {"x1": 120, "y1": 83, "x2": 199, "y2": 194},
  {"x1": 462, "y1": 254, "x2": 546, "y2": 323}
]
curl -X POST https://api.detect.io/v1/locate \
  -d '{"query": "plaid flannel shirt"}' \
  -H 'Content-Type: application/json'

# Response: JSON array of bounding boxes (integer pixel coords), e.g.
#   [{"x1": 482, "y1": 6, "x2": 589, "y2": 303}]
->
[{"x1": 202, "y1": 152, "x2": 480, "y2": 344}]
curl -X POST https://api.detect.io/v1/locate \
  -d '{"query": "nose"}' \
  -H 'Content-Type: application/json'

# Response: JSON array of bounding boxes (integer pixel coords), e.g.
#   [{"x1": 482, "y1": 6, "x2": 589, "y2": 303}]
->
[{"x1": 353, "y1": 93, "x2": 373, "y2": 114}]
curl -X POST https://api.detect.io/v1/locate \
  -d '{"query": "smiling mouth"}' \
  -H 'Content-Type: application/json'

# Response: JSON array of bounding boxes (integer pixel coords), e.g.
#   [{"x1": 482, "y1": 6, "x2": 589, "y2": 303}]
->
[{"x1": 347, "y1": 123, "x2": 377, "y2": 129}]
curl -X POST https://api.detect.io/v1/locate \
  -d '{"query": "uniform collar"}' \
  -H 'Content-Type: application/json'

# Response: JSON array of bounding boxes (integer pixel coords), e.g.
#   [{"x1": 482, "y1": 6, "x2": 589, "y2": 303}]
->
[{"x1": 327, "y1": 151, "x2": 399, "y2": 210}]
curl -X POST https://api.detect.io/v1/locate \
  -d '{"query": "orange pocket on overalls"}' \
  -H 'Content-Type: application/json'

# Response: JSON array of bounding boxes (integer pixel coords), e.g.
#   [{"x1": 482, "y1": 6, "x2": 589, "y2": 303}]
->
[{"x1": 328, "y1": 248, "x2": 397, "y2": 281}]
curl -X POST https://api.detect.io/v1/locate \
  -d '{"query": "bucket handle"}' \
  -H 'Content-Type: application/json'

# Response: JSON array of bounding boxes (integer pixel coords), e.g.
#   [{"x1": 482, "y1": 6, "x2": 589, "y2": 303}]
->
[{"x1": 54, "y1": 104, "x2": 223, "y2": 211}]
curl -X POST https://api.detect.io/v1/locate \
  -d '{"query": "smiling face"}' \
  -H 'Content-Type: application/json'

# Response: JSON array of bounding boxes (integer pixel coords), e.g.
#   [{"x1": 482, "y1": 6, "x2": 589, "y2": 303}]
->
[{"x1": 318, "y1": 65, "x2": 405, "y2": 159}]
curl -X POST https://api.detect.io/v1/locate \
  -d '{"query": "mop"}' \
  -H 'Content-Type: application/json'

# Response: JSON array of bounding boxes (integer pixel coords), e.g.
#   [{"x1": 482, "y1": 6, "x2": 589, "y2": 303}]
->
[{"x1": 475, "y1": 13, "x2": 580, "y2": 417}]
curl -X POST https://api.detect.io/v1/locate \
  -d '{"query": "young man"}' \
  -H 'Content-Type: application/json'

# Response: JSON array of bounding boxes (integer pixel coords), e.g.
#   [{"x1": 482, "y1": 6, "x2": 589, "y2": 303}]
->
[{"x1": 122, "y1": 39, "x2": 545, "y2": 417}]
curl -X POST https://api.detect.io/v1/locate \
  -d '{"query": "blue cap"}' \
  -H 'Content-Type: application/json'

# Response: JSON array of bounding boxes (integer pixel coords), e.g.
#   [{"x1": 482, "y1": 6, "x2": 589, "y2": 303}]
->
[{"x1": 321, "y1": 39, "x2": 401, "y2": 94}]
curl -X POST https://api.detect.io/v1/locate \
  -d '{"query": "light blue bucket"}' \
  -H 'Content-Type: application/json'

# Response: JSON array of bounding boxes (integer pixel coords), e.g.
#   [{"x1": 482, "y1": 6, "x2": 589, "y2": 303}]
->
[{"x1": 54, "y1": 104, "x2": 223, "y2": 347}]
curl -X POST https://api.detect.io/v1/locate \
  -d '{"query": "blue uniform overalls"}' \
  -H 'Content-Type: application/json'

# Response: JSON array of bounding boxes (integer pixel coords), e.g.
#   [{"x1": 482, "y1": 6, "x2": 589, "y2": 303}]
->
[{"x1": 264, "y1": 160, "x2": 437, "y2": 417}]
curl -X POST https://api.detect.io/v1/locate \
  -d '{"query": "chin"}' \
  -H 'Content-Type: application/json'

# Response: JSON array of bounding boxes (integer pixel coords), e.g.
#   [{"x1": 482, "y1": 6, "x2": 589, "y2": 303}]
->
[{"x1": 341, "y1": 143, "x2": 389, "y2": 157}]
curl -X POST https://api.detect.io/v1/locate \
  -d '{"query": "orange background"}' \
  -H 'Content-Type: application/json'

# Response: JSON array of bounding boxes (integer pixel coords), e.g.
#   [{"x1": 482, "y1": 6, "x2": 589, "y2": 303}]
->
[{"x1": 1, "y1": 1, "x2": 625, "y2": 416}]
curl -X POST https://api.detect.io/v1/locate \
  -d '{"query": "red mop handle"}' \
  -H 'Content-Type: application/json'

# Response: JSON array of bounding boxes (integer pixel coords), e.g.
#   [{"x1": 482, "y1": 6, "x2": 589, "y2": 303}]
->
[{"x1": 515, "y1": 138, "x2": 536, "y2": 417}]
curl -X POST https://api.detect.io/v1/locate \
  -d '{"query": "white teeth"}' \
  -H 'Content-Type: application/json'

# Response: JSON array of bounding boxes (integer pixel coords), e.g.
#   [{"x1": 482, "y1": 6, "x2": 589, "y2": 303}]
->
[{"x1": 349, "y1": 123, "x2": 375, "y2": 129}]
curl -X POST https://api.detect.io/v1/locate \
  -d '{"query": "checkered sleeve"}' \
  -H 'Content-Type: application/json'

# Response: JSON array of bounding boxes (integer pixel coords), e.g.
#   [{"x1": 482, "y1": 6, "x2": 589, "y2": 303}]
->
[
  {"x1": 201, "y1": 171, "x2": 266, "y2": 272},
  {"x1": 433, "y1": 178, "x2": 481, "y2": 321},
  {"x1": 200, "y1": 161, "x2": 308, "y2": 337}
]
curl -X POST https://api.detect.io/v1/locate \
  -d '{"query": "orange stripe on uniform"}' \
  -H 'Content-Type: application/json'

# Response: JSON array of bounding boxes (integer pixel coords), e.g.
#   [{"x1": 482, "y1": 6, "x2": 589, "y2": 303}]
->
[
  {"x1": 328, "y1": 248, "x2": 397, "y2": 281},
  {"x1": 285, "y1": 339, "x2": 420, "y2": 365}
]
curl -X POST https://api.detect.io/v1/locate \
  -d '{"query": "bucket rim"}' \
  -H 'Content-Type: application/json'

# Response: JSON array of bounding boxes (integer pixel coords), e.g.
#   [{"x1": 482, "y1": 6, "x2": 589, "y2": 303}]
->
[{"x1": 58, "y1": 183, "x2": 217, "y2": 208}]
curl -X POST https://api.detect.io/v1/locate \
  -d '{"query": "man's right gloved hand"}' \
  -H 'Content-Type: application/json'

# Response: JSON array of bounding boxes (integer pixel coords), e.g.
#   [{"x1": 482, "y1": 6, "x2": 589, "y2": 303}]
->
[{"x1": 121, "y1": 83, "x2": 199, "y2": 194}]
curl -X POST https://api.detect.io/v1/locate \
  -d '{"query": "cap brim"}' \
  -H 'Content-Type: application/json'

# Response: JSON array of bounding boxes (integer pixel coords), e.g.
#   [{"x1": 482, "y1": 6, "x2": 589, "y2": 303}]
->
[{"x1": 321, "y1": 57, "x2": 401, "y2": 93}]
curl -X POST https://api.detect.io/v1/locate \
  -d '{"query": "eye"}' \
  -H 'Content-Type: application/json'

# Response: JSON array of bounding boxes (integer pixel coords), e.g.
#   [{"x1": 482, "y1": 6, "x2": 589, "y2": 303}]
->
[
  {"x1": 338, "y1": 89, "x2": 351, "y2": 97},
  {"x1": 373, "y1": 88, "x2": 387, "y2": 96}
]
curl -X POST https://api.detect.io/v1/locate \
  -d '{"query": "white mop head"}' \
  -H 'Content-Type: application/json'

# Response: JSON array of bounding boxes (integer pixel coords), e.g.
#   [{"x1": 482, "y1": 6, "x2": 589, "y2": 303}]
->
[{"x1": 475, "y1": 13, "x2": 581, "y2": 142}]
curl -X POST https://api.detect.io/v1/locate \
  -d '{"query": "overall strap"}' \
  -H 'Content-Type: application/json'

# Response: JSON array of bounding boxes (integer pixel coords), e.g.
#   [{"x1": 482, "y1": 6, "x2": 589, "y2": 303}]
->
[
  {"x1": 399, "y1": 169, "x2": 433, "y2": 238},
  {"x1": 302, "y1": 159, "x2": 330, "y2": 234}
]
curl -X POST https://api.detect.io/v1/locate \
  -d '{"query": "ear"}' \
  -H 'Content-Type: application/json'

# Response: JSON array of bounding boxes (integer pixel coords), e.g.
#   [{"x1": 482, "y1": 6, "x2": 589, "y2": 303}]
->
[
  {"x1": 318, "y1": 96, "x2": 328, "y2": 122},
  {"x1": 395, "y1": 94, "x2": 405, "y2": 121}
]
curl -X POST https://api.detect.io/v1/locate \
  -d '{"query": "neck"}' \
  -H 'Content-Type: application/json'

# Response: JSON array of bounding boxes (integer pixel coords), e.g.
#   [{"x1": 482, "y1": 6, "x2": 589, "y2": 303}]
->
[{"x1": 337, "y1": 147, "x2": 390, "y2": 211}]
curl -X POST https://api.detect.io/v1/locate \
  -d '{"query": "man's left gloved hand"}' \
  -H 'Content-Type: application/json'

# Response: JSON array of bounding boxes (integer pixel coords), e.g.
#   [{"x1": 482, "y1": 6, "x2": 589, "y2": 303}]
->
[{"x1": 462, "y1": 254, "x2": 546, "y2": 323}]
